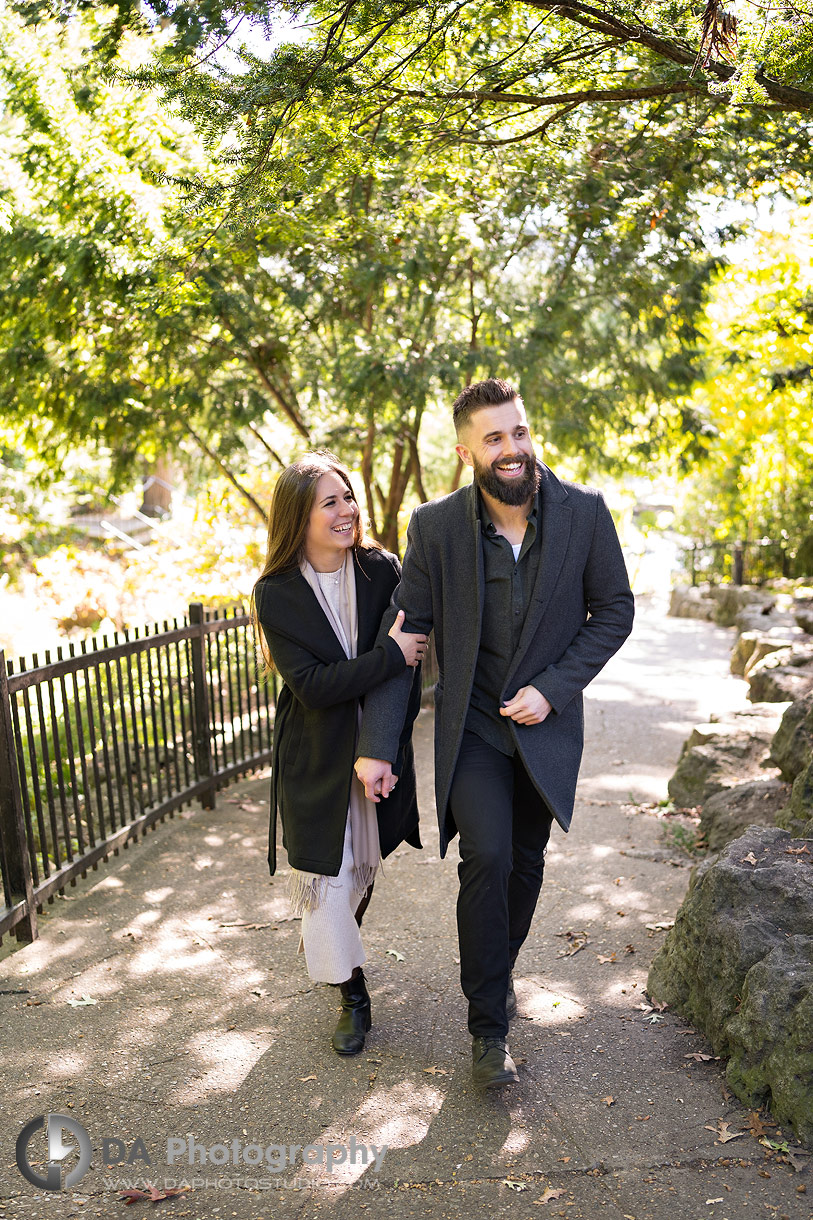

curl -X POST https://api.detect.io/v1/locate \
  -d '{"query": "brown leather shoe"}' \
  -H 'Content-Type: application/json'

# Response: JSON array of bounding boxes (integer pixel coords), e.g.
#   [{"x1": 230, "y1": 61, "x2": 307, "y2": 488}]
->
[
  {"x1": 332, "y1": 970, "x2": 371, "y2": 1056},
  {"x1": 471, "y1": 1036, "x2": 519, "y2": 1087}
]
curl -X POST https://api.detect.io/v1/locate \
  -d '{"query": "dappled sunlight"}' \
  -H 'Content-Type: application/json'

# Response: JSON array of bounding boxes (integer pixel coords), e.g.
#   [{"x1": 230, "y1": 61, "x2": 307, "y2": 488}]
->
[
  {"x1": 14, "y1": 936, "x2": 91, "y2": 975},
  {"x1": 297, "y1": 1080, "x2": 445, "y2": 1194},
  {"x1": 520, "y1": 980, "x2": 586, "y2": 1025},
  {"x1": 590, "y1": 844, "x2": 616, "y2": 859},
  {"x1": 40, "y1": 1050, "x2": 89, "y2": 1080},
  {"x1": 600, "y1": 977, "x2": 648, "y2": 1007},
  {"x1": 126, "y1": 935, "x2": 219, "y2": 977},
  {"x1": 173, "y1": 1030, "x2": 274, "y2": 1103},
  {"x1": 566, "y1": 901, "x2": 604, "y2": 921},
  {"x1": 143, "y1": 887, "x2": 174, "y2": 904},
  {"x1": 499, "y1": 1125, "x2": 531, "y2": 1156}
]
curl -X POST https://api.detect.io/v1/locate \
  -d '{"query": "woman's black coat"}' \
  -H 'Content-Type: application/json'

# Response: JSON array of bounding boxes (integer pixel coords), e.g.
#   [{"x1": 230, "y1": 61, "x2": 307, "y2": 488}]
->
[{"x1": 254, "y1": 545, "x2": 422, "y2": 876}]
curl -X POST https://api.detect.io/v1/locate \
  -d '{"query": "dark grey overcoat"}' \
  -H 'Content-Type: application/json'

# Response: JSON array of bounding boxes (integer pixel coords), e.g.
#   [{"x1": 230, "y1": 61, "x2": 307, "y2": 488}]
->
[
  {"x1": 357, "y1": 462, "x2": 634, "y2": 855},
  {"x1": 255, "y1": 546, "x2": 422, "y2": 877}
]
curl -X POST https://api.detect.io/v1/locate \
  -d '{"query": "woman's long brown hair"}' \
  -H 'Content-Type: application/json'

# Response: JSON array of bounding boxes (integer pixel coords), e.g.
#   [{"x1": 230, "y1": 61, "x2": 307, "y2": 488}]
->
[{"x1": 250, "y1": 451, "x2": 379, "y2": 673}]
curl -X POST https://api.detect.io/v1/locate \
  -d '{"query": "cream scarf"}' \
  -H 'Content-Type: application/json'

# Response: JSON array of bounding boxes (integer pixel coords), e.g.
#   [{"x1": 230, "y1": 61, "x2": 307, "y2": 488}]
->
[{"x1": 288, "y1": 550, "x2": 382, "y2": 914}]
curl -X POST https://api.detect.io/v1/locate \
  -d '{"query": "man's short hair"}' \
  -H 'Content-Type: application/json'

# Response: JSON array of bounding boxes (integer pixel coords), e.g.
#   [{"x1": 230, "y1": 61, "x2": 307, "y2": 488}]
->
[{"x1": 452, "y1": 378, "x2": 524, "y2": 436}]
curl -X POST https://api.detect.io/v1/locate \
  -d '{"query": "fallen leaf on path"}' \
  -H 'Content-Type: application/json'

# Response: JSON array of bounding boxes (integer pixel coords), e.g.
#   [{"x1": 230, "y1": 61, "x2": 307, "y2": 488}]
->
[
  {"x1": 748, "y1": 1112, "x2": 771, "y2": 1137},
  {"x1": 300, "y1": 1074, "x2": 317, "y2": 1082},
  {"x1": 685, "y1": 1052, "x2": 718, "y2": 1062},
  {"x1": 705, "y1": 1199, "x2": 724, "y2": 1206},
  {"x1": 503, "y1": 1180, "x2": 528, "y2": 1191},
  {"x1": 423, "y1": 1066, "x2": 448, "y2": 1075},
  {"x1": 67, "y1": 995, "x2": 98, "y2": 1007},
  {"x1": 534, "y1": 1187, "x2": 565, "y2": 1204},
  {"x1": 119, "y1": 1185, "x2": 186, "y2": 1204},
  {"x1": 644, "y1": 1014, "x2": 664, "y2": 1023},
  {"x1": 555, "y1": 930, "x2": 588, "y2": 957},
  {"x1": 645, "y1": 921, "x2": 674, "y2": 931},
  {"x1": 386, "y1": 948, "x2": 405, "y2": 961},
  {"x1": 705, "y1": 1120, "x2": 744, "y2": 1144},
  {"x1": 624, "y1": 943, "x2": 636, "y2": 954},
  {"x1": 602, "y1": 1096, "x2": 615, "y2": 1106},
  {"x1": 786, "y1": 845, "x2": 810, "y2": 855},
  {"x1": 742, "y1": 852, "x2": 758, "y2": 865},
  {"x1": 597, "y1": 953, "x2": 617, "y2": 964}
]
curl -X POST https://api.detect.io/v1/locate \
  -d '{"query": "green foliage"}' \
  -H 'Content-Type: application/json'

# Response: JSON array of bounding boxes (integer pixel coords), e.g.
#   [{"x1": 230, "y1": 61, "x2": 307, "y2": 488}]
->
[{"x1": 675, "y1": 210, "x2": 813, "y2": 574}]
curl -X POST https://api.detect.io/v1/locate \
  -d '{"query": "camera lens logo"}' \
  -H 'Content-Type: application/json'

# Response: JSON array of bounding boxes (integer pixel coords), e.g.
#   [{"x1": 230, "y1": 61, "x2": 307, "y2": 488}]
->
[{"x1": 16, "y1": 1114, "x2": 93, "y2": 1191}]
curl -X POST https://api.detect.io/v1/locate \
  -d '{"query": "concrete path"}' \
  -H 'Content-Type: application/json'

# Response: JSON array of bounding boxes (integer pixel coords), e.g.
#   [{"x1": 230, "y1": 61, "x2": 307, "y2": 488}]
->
[{"x1": 1, "y1": 595, "x2": 810, "y2": 1220}]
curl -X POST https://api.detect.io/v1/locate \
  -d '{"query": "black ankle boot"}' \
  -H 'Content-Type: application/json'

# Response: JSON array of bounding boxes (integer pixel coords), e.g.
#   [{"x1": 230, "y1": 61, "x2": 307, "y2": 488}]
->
[{"x1": 332, "y1": 970, "x2": 371, "y2": 1056}]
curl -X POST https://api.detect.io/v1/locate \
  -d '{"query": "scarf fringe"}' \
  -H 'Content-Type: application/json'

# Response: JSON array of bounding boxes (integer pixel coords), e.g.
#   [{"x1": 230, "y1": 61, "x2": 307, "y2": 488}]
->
[
  {"x1": 288, "y1": 871, "x2": 330, "y2": 916},
  {"x1": 288, "y1": 860, "x2": 381, "y2": 916}
]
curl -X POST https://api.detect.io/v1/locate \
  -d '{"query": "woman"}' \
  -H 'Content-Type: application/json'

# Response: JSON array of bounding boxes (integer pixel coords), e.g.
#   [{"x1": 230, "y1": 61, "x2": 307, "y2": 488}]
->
[{"x1": 251, "y1": 452, "x2": 426, "y2": 1057}]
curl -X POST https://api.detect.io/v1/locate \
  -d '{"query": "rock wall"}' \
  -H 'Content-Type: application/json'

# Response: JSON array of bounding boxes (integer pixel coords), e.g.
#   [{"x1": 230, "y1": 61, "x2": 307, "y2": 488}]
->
[{"x1": 647, "y1": 827, "x2": 813, "y2": 1143}]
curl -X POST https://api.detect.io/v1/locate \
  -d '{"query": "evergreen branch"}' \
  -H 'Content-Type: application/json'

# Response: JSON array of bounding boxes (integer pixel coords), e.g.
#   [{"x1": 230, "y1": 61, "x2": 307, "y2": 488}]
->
[{"x1": 518, "y1": 0, "x2": 813, "y2": 110}]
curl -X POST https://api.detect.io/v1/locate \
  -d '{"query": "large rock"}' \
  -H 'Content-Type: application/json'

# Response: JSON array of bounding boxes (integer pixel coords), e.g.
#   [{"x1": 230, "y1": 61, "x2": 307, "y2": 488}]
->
[
  {"x1": 647, "y1": 825, "x2": 813, "y2": 1142},
  {"x1": 769, "y1": 692, "x2": 813, "y2": 781},
  {"x1": 724, "y1": 937, "x2": 813, "y2": 1145},
  {"x1": 699, "y1": 778, "x2": 792, "y2": 852},
  {"x1": 669, "y1": 583, "x2": 717, "y2": 621},
  {"x1": 667, "y1": 705, "x2": 786, "y2": 808},
  {"x1": 796, "y1": 600, "x2": 813, "y2": 635},
  {"x1": 748, "y1": 648, "x2": 813, "y2": 703},
  {"x1": 776, "y1": 757, "x2": 813, "y2": 838},
  {"x1": 735, "y1": 603, "x2": 785, "y2": 636},
  {"x1": 709, "y1": 585, "x2": 774, "y2": 628}
]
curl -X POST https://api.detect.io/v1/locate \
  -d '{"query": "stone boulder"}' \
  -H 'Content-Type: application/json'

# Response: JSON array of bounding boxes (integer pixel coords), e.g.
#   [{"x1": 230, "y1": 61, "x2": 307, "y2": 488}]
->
[
  {"x1": 769, "y1": 692, "x2": 813, "y2": 782},
  {"x1": 776, "y1": 758, "x2": 813, "y2": 838},
  {"x1": 747, "y1": 647, "x2": 813, "y2": 703},
  {"x1": 647, "y1": 825, "x2": 813, "y2": 1143},
  {"x1": 669, "y1": 583, "x2": 717, "y2": 621},
  {"x1": 735, "y1": 603, "x2": 786, "y2": 636},
  {"x1": 699, "y1": 778, "x2": 792, "y2": 852},
  {"x1": 796, "y1": 600, "x2": 813, "y2": 635},
  {"x1": 708, "y1": 585, "x2": 774, "y2": 628},
  {"x1": 667, "y1": 705, "x2": 786, "y2": 809}
]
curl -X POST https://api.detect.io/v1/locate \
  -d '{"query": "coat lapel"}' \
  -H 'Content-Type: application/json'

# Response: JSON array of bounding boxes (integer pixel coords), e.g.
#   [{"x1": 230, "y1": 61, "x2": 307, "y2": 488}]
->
[
  {"x1": 353, "y1": 548, "x2": 377, "y2": 652},
  {"x1": 503, "y1": 464, "x2": 572, "y2": 691},
  {"x1": 465, "y1": 481, "x2": 486, "y2": 640},
  {"x1": 263, "y1": 570, "x2": 347, "y2": 664}
]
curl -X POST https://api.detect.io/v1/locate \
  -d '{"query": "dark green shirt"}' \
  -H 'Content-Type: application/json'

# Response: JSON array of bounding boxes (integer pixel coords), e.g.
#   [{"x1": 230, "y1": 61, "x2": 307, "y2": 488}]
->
[{"x1": 464, "y1": 488, "x2": 542, "y2": 755}]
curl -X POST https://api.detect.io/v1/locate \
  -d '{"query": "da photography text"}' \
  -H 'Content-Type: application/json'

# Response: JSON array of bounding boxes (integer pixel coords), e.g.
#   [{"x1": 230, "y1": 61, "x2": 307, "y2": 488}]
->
[{"x1": 16, "y1": 1114, "x2": 387, "y2": 1192}]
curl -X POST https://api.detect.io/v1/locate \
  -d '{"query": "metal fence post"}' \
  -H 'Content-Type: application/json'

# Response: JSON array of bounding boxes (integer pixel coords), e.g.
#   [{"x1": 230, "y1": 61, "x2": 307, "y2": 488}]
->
[
  {"x1": 0, "y1": 653, "x2": 37, "y2": 942},
  {"x1": 188, "y1": 605, "x2": 216, "y2": 810},
  {"x1": 732, "y1": 541, "x2": 744, "y2": 586}
]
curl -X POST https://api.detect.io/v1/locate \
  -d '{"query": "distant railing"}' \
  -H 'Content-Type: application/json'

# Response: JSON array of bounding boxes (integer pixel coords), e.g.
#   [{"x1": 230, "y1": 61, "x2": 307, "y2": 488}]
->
[
  {"x1": 0, "y1": 604, "x2": 275, "y2": 946},
  {"x1": 682, "y1": 538, "x2": 804, "y2": 586}
]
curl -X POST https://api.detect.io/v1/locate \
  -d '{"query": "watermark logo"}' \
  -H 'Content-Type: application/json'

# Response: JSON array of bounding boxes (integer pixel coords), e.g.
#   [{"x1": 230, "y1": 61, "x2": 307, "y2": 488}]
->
[{"x1": 16, "y1": 1114, "x2": 93, "y2": 1191}]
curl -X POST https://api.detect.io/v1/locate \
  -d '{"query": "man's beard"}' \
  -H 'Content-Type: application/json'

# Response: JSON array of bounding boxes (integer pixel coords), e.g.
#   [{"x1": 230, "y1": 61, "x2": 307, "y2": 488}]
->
[{"x1": 472, "y1": 453, "x2": 540, "y2": 506}]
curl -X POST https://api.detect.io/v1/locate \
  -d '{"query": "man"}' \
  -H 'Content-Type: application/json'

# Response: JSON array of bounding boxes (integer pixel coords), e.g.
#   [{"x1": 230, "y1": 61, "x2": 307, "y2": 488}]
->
[{"x1": 355, "y1": 378, "x2": 634, "y2": 1087}]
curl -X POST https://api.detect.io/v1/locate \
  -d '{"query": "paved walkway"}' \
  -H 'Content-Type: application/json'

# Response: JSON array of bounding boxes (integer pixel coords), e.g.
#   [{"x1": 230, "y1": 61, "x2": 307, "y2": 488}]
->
[{"x1": 1, "y1": 595, "x2": 809, "y2": 1220}]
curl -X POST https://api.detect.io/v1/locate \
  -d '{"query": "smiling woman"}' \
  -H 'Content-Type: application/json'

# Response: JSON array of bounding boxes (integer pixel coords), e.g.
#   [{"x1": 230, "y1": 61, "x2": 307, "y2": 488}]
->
[{"x1": 249, "y1": 451, "x2": 427, "y2": 1058}]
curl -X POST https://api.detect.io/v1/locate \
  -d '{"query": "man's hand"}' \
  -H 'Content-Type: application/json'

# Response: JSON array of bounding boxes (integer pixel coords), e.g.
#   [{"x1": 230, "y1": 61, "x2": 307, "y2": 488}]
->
[
  {"x1": 354, "y1": 757, "x2": 397, "y2": 802},
  {"x1": 499, "y1": 686, "x2": 553, "y2": 725}
]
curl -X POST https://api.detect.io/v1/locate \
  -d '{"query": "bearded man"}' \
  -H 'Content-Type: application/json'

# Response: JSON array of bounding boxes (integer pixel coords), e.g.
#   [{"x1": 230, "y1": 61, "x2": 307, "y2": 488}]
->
[{"x1": 355, "y1": 378, "x2": 634, "y2": 1087}]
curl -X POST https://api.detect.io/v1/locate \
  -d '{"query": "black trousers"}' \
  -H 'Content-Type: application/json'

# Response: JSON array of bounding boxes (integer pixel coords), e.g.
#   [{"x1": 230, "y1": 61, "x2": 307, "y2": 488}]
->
[{"x1": 449, "y1": 729, "x2": 553, "y2": 1038}]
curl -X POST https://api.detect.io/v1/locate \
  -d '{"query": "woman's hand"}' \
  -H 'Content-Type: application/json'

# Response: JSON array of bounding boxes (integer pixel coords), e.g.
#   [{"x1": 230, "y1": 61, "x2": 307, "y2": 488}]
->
[{"x1": 388, "y1": 609, "x2": 428, "y2": 667}]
